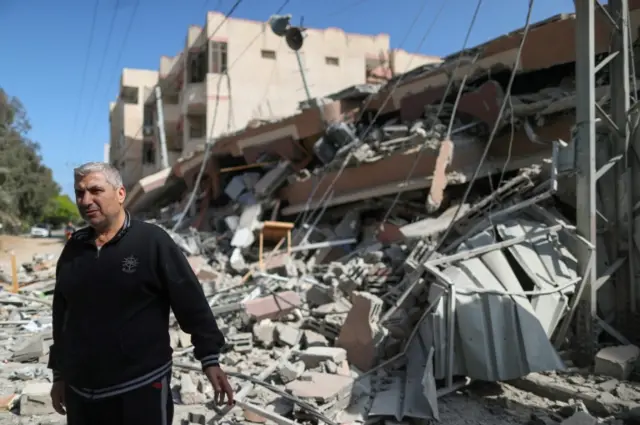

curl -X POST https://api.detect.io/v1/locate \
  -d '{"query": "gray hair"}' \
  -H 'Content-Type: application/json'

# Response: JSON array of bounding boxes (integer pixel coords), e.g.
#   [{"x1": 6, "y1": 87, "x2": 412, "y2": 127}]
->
[{"x1": 73, "y1": 162, "x2": 124, "y2": 188}]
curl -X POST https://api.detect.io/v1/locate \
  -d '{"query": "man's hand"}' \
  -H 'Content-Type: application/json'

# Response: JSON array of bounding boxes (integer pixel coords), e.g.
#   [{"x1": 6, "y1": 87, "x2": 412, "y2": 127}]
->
[
  {"x1": 50, "y1": 381, "x2": 66, "y2": 415},
  {"x1": 204, "y1": 365, "x2": 234, "y2": 406}
]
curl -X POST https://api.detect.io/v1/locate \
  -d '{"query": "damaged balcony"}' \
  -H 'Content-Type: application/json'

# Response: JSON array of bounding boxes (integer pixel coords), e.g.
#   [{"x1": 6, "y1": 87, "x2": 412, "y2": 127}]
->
[
  {"x1": 180, "y1": 82, "x2": 206, "y2": 115},
  {"x1": 183, "y1": 114, "x2": 206, "y2": 157}
]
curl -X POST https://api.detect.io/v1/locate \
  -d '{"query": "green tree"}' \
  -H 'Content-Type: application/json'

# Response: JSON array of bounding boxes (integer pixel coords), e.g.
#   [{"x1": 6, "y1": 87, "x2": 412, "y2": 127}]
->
[
  {"x1": 43, "y1": 194, "x2": 80, "y2": 226},
  {"x1": 0, "y1": 88, "x2": 60, "y2": 230}
]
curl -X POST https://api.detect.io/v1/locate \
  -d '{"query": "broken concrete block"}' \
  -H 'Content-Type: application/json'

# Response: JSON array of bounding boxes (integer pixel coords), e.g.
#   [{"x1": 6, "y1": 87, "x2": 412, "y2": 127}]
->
[
  {"x1": 253, "y1": 320, "x2": 276, "y2": 348},
  {"x1": 560, "y1": 411, "x2": 596, "y2": 425},
  {"x1": 20, "y1": 382, "x2": 54, "y2": 416},
  {"x1": 195, "y1": 266, "x2": 217, "y2": 282},
  {"x1": 185, "y1": 412, "x2": 206, "y2": 424},
  {"x1": 336, "y1": 291, "x2": 385, "y2": 371},
  {"x1": 305, "y1": 284, "x2": 337, "y2": 307},
  {"x1": 228, "y1": 332, "x2": 253, "y2": 353},
  {"x1": 186, "y1": 256, "x2": 208, "y2": 275},
  {"x1": 278, "y1": 360, "x2": 305, "y2": 384},
  {"x1": 594, "y1": 345, "x2": 640, "y2": 380},
  {"x1": 169, "y1": 329, "x2": 180, "y2": 350},
  {"x1": 177, "y1": 330, "x2": 191, "y2": 348},
  {"x1": 336, "y1": 359, "x2": 350, "y2": 376},
  {"x1": 285, "y1": 372, "x2": 354, "y2": 403},
  {"x1": 276, "y1": 324, "x2": 302, "y2": 347},
  {"x1": 303, "y1": 330, "x2": 329, "y2": 348},
  {"x1": 229, "y1": 248, "x2": 248, "y2": 273},
  {"x1": 179, "y1": 374, "x2": 205, "y2": 405},
  {"x1": 298, "y1": 347, "x2": 347, "y2": 368},
  {"x1": 323, "y1": 360, "x2": 338, "y2": 374},
  {"x1": 244, "y1": 291, "x2": 301, "y2": 321},
  {"x1": 12, "y1": 335, "x2": 46, "y2": 363},
  {"x1": 231, "y1": 204, "x2": 262, "y2": 248},
  {"x1": 244, "y1": 409, "x2": 267, "y2": 423}
]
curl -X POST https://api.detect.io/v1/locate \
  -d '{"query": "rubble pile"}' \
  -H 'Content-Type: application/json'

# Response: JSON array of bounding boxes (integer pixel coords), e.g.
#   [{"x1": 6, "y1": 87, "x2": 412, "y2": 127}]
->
[
  {"x1": 6, "y1": 8, "x2": 640, "y2": 424},
  {"x1": 0, "y1": 170, "x2": 638, "y2": 424},
  {"x1": 0, "y1": 254, "x2": 57, "y2": 287}
]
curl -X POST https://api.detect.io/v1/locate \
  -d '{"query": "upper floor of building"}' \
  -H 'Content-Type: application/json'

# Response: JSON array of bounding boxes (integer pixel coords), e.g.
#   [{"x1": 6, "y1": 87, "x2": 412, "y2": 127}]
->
[{"x1": 157, "y1": 12, "x2": 440, "y2": 105}]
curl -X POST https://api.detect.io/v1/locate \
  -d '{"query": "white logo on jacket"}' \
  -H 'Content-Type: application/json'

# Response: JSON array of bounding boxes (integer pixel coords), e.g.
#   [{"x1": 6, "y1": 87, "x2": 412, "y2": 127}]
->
[{"x1": 122, "y1": 255, "x2": 139, "y2": 274}]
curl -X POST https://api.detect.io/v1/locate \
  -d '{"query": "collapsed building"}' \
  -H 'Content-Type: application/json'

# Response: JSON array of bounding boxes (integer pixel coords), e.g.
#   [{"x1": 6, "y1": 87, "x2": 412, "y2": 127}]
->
[{"x1": 5, "y1": 5, "x2": 640, "y2": 425}]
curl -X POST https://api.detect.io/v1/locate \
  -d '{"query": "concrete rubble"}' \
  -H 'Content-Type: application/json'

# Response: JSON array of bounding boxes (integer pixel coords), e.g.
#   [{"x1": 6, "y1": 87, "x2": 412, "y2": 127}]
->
[
  {"x1": 4, "y1": 186, "x2": 640, "y2": 425},
  {"x1": 8, "y1": 5, "x2": 640, "y2": 425}
]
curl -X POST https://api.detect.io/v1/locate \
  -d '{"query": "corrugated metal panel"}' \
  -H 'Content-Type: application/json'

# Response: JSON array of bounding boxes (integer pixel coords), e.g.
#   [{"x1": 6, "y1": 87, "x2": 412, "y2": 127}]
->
[
  {"x1": 496, "y1": 219, "x2": 577, "y2": 335},
  {"x1": 368, "y1": 336, "x2": 439, "y2": 421},
  {"x1": 419, "y1": 223, "x2": 566, "y2": 383}
]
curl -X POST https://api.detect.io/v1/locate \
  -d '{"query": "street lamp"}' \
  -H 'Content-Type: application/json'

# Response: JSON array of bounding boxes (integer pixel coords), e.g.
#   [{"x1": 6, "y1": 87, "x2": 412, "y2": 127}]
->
[{"x1": 268, "y1": 14, "x2": 314, "y2": 106}]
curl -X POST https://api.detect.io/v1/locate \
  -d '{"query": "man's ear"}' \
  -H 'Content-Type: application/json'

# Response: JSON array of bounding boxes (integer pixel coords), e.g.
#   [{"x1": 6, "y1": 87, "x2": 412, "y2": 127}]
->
[{"x1": 118, "y1": 186, "x2": 127, "y2": 204}]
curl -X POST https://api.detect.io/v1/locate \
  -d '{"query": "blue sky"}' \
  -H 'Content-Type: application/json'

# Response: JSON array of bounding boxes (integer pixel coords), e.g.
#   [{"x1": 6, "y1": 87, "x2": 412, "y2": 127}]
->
[{"x1": 0, "y1": 0, "x2": 573, "y2": 195}]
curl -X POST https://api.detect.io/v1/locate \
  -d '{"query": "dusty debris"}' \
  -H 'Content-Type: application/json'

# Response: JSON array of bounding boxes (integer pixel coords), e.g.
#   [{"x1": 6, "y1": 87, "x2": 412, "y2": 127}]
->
[{"x1": 10, "y1": 8, "x2": 640, "y2": 424}]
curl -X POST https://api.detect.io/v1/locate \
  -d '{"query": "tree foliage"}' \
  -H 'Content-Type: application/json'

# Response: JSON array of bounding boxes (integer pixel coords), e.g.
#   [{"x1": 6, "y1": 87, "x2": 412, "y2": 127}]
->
[
  {"x1": 43, "y1": 194, "x2": 80, "y2": 226},
  {"x1": 0, "y1": 88, "x2": 60, "y2": 230}
]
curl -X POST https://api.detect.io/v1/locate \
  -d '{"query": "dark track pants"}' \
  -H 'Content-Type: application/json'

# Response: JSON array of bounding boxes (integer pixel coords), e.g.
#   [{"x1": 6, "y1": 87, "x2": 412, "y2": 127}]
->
[{"x1": 64, "y1": 375, "x2": 173, "y2": 425}]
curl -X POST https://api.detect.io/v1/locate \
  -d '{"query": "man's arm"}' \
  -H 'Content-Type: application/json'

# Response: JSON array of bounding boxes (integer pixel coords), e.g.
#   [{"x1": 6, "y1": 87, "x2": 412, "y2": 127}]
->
[
  {"x1": 48, "y1": 254, "x2": 68, "y2": 382},
  {"x1": 155, "y1": 229, "x2": 226, "y2": 369}
]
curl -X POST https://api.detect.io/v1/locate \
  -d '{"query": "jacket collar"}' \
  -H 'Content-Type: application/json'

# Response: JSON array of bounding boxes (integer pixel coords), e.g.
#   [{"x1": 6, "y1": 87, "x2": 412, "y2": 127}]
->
[{"x1": 73, "y1": 210, "x2": 132, "y2": 245}]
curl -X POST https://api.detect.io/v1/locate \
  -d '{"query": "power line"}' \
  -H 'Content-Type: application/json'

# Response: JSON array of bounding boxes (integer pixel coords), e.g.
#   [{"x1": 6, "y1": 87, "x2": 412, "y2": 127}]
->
[
  {"x1": 87, "y1": 0, "x2": 141, "y2": 138},
  {"x1": 379, "y1": 0, "x2": 484, "y2": 224},
  {"x1": 173, "y1": 0, "x2": 305, "y2": 230},
  {"x1": 79, "y1": 0, "x2": 122, "y2": 140},
  {"x1": 417, "y1": 0, "x2": 535, "y2": 260},
  {"x1": 115, "y1": 0, "x2": 290, "y2": 165},
  {"x1": 70, "y1": 0, "x2": 101, "y2": 143}
]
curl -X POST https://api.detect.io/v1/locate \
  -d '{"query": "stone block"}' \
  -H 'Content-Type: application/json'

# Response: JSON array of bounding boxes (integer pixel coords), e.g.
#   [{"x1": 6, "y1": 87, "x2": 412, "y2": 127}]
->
[
  {"x1": 276, "y1": 324, "x2": 301, "y2": 347},
  {"x1": 179, "y1": 374, "x2": 205, "y2": 405},
  {"x1": 594, "y1": 345, "x2": 640, "y2": 380},
  {"x1": 336, "y1": 291, "x2": 385, "y2": 371},
  {"x1": 278, "y1": 360, "x2": 305, "y2": 384},
  {"x1": 303, "y1": 330, "x2": 329, "y2": 348},
  {"x1": 20, "y1": 382, "x2": 54, "y2": 416},
  {"x1": 298, "y1": 347, "x2": 347, "y2": 368},
  {"x1": 285, "y1": 372, "x2": 354, "y2": 403},
  {"x1": 177, "y1": 330, "x2": 191, "y2": 349},
  {"x1": 244, "y1": 291, "x2": 301, "y2": 321},
  {"x1": 12, "y1": 335, "x2": 46, "y2": 363},
  {"x1": 560, "y1": 411, "x2": 596, "y2": 425},
  {"x1": 253, "y1": 321, "x2": 276, "y2": 348}
]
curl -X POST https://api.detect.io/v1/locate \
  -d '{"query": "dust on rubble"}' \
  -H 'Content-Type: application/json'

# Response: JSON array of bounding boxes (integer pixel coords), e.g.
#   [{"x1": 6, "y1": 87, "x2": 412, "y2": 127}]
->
[{"x1": 0, "y1": 226, "x2": 638, "y2": 425}]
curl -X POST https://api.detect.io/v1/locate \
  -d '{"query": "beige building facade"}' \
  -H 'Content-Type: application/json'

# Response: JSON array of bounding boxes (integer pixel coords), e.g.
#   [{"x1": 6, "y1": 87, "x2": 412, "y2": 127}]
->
[
  {"x1": 108, "y1": 68, "x2": 160, "y2": 189},
  {"x1": 109, "y1": 11, "x2": 440, "y2": 188}
]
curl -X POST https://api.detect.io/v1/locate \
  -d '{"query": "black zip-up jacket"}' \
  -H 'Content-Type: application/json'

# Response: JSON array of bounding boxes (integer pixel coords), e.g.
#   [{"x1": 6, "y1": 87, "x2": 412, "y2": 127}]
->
[{"x1": 47, "y1": 213, "x2": 225, "y2": 399}]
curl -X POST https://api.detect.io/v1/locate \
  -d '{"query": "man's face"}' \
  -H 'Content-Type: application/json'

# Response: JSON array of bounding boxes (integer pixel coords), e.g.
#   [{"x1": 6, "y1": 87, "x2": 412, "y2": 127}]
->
[{"x1": 74, "y1": 172, "x2": 126, "y2": 229}]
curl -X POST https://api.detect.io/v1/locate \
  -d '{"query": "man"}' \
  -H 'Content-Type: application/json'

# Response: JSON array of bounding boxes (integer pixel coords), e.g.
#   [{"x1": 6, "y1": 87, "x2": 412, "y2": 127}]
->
[
  {"x1": 64, "y1": 221, "x2": 75, "y2": 242},
  {"x1": 49, "y1": 162, "x2": 233, "y2": 425}
]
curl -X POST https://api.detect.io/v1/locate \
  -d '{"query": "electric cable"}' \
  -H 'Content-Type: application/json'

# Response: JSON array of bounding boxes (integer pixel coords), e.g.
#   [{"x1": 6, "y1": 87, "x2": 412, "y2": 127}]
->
[
  {"x1": 87, "y1": 0, "x2": 141, "y2": 138},
  {"x1": 70, "y1": 0, "x2": 101, "y2": 143},
  {"x1": 296, "y1": 0, "x2": 436, "y2": 227},
  {"x1": 378, "y1": 0, "x2": 484, "y2": 224},
  {"x1": 174, "y1": 0, "x2": 314, "y2": 231},
  {"x1": 296, "y1": 0, "x2": 449, "y2": 230},
  {"x1": 113, "y1": 0, "x2": 271, "y2": 166},
  {"x1": 418, "y1": 0, "x2": 535, "y2": 261},
  {"x1": 168, "y1": 0, "x2": 294, "y2": 230},
  {"x1": 79, "y1": 0, "x2": 123, "y2": 140}
]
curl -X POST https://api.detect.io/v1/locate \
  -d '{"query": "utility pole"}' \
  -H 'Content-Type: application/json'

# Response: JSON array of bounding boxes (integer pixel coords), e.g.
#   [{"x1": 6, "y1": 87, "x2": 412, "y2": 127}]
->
[
  {"x1": 154, "y1": 86, "x2": 170, "y2": 170},
  {"x1": 574, "y1": 0, "x2": 635, "y2": 361},
  {"x1": 294, "y1": 50, "x2": 313, "y2": 104}
]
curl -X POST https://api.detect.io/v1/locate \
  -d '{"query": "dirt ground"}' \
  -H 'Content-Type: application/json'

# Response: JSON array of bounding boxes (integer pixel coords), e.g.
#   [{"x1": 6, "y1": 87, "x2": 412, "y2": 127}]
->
[{"x1": 0, "y1": 235, "x2": 64, "y2": 270}]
